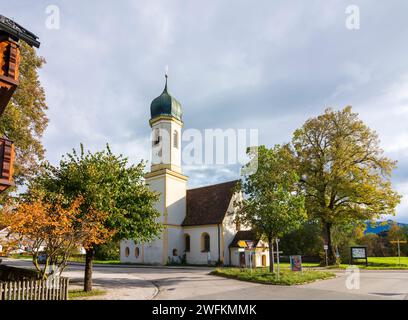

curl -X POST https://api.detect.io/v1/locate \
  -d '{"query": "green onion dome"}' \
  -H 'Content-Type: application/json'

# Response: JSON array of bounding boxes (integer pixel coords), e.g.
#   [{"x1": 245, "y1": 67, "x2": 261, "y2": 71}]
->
[{"x1": 150, "y1": 75, "x2": 182, "y2": 121}]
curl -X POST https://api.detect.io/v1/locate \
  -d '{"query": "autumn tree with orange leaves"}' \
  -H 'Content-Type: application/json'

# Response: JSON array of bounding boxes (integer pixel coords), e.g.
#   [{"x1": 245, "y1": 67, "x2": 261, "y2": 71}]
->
[{"x1": 1, "y1": 196, "x2": 113, "y2": 279}]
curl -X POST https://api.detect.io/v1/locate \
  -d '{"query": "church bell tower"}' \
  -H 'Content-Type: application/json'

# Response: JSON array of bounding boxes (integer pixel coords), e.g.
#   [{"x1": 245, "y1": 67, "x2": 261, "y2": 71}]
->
[{"x1": 143, "y1": 75, "x2": 188, "y2": 265}]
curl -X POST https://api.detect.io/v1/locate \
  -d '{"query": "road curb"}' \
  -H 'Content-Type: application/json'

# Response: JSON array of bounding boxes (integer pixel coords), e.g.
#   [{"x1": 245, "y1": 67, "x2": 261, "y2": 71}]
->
[{"x1": 68, "y1": 261, "x2": 215, "y2": 271}]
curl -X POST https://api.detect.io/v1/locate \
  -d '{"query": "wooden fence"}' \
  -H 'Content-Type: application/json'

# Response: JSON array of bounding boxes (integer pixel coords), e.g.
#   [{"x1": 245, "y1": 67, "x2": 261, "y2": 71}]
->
[{"x1": 0, "y1": 277, "x2": 69, "y2": 300}]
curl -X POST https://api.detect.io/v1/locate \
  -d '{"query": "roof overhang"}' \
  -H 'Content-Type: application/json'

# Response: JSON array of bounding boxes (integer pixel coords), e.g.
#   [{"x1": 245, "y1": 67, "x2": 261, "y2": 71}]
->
[{"x1": 0, "y1": 15, "x2": 40, "y2": 48}]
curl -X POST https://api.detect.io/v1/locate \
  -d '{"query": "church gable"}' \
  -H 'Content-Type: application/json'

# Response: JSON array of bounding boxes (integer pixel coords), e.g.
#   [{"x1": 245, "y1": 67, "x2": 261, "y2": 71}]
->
[{"x1": 182, "y1": 180, "x2": 238, "y2": 226}]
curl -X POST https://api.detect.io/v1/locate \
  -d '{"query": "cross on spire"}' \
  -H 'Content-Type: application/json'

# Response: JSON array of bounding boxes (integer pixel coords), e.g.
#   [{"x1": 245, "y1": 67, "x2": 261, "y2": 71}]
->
[{"x1": 164, "y1": 72, "x2": 168, "y2": 93}]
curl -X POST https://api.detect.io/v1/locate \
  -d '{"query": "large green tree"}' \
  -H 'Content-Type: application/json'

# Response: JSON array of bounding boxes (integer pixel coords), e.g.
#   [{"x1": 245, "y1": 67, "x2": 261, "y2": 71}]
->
[
  {"x1": 292, "y1": 107, "x2": 401, "y2": 264},
  {"x1": 237, "y1": 145, "x2": 306, "y2": 272},
  {"x1": 28, "y1": 144, "x2": 162, "y2": 291},
  {"x1": 280, "y1": 221, "x2": 323, "y2": 258},
  {"x1": 0, "y1": 42, "x2": 48, "y2": 190}
]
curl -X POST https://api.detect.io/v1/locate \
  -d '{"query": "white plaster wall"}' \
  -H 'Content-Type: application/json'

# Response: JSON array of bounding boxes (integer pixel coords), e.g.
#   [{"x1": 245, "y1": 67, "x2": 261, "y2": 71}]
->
[
  {"x1": 183, "y1": 226, "x2": 220, "y2": 265},
  {"x1": 120, "y1": 239, "x2": 131, "y2": 262},
  {"x1": 253, "y1": 249, "x2": 270, "y2": 267},
  {"x1": 120, "y1": 239, "x2": 163, "y2": 264},
  {"x1": 170, "y1": 121, "x2": 182, "y2": 169},
  {"x1": 166, "y1": 175, "x2": 186, "y2": 225},
  {"x1": 166, "y1": 227, "x2": 185, "y2": 263},
  {"x1": 229, "y1": 247, "x2": 270, "y2": 267},
  {"x1": 143, "y1": 238, "x2": 164, "y2": 264},
  {"x1": 222, "y1": 192, "x2": 247, "y2": 265},
  {"x1": 230, "y1": 248, "x2": 240, "y2": 266},
  {"x1": 146, "y1": 177, "x2": 166, "y2": 222},
  {"x1": 151, "y1": 121, "x2": 170, "y2": 166},
  {"x1": 229, "y1": 249, "x2": 270, "y2": 267},
  {"x1": 151, "y1": 120, "x2": 182, "y2": 170},
  {"x1": 120, "y1": 176, "x2": 166, "y2": 264},
  {"x1": 120, "y1": 239, "x2": 144, "y2": 263}
]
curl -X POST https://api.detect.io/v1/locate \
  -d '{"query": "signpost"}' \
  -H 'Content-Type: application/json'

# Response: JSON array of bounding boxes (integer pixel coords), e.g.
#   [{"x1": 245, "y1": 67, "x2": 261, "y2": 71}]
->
[
  {"x1": 323, "y1": 244, "x2": 329, "y2": 267},
  {"x1": 238, "y1": 240, "x2": 247, "y2": 248},
  {"x1": 246, "y1": 240, "x2": 254, "y2": 273},
  {"x1": 237, "y1": 240, "x2": 255, "y2": 272},
  {"x1": 390, "y1": 240, "x2": 407, "y2": 266},
  {"x1": 350, "y1": 246, "x2": 368, "y2": 266},
  {"x1": 275, "y1": 238, "x2": 281, "y2": 279}
]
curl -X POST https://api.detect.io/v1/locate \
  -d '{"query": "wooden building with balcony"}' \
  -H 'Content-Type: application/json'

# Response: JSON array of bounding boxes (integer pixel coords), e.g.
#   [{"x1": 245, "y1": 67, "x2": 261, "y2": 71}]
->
[{"x1": 0, "y1": 15, "x2": 40, "y2": 192}]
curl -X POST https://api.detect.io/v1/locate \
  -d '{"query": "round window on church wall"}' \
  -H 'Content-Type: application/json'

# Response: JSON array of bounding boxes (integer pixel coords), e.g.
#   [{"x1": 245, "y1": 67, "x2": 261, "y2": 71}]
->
[
  {"x1": 135, "y1": 247, "x2": 140, "y2": 258},
  {"x1": 125, "y1": 247, "x2": 130, "y2": 257}
]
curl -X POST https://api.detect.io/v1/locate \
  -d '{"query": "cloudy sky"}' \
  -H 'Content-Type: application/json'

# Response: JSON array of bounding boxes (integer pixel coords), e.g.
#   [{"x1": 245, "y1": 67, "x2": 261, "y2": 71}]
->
[{"x1": 3, "y1": 1, "x2": 408, "y2": 222}]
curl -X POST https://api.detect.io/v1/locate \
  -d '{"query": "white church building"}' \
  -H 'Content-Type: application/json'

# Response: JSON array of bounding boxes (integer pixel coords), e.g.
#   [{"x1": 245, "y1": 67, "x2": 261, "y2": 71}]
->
[{"x1": 120, "y1": 76, "x2": 270, "y2": 267}]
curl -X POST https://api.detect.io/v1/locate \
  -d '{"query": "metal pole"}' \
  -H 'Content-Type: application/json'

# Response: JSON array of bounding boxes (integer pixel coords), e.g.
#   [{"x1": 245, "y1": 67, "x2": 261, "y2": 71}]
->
[
  {"x1": 398, "y1": 240, "x2": 401, "y2": 266},
  {"x1": 325, "y1": 249, "x2": 328, "y2": 267},
  {"x1": 271, "y1": 241, "x2": 275, "y2": 273},
  {"x1": 276, "y1": 238, "x2": 280, "y2": 280},
  {"x1": 250, "y1": 249, "x2": 252, "y2": 274},
  {"x1": 249, "y1": 248, "x2": 252, "y2": 274}
]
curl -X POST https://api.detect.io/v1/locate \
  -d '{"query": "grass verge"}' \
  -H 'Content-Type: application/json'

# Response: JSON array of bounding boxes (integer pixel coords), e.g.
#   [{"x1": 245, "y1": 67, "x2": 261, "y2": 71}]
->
[
  {"x1": 211, "y1": 268, "x2": 335, "y2": 285},
  {"x1": 331, "y1": 257, "x2": 408, "y2": 270},
  {"x1": 68, "y1": 289, "x2": 107, "y2": 300}
]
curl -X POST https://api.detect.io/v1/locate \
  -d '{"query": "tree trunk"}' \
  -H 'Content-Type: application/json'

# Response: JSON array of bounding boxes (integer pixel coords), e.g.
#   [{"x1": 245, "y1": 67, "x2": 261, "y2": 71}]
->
[
  {"x1": 268, "y1": 238, "x2": 274, "y2": 273},
  {"x1": 324, "y1": 222, "x2": 336, "y2": 265},
  {"x1": 84, "y1": 247, "x2": 94, "y2": 292}
]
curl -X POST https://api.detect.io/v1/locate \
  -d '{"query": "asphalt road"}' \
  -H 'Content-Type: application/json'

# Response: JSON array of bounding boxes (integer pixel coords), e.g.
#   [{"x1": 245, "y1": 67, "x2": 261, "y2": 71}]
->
[{"x1": 2, "y1": 258, "x2": 408, "y2": 300}]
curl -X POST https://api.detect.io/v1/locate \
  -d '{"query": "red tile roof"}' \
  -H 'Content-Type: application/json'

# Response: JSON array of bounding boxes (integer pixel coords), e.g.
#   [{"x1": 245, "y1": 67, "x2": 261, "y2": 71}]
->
[{"x1": 182, "y1": 180, "x2": 238, "y2": 226}]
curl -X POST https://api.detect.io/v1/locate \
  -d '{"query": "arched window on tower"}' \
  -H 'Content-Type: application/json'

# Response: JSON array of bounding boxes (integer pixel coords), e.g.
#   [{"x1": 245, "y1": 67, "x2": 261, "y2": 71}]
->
[
  {"x1": 201, "y1": 233, "x2": 210, "y2": 252},
  {"x1": 173, "y1": 130, "x2": 179, "y2": 149},
  {"x1": 153, "y1": 128, "x2": 161, "y2": 146}
]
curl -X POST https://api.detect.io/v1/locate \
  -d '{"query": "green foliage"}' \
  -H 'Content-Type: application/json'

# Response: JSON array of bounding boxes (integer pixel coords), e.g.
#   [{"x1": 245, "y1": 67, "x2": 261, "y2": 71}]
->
[
  {"x1": 211, "y1": 268, "x2": 335, "y2": 285},
  {"x1": 292, "y1": 107, "x2": 401, "y2": 263},
  {"x1": 237, "y1": 145, "x2": 306, "y2": 241},
  {"x1": 332, "y1": 257, "x2": 408, "y2": 269},
  {"x1": 330, "y1": 221, "x2": 366, "y2": 263},
  {"x1": 68, "y1": 289, "x2": 106, "y2": 300},
  {"x1": 386, "y1": 223, "x2": 408, "y2": 256},
  {"x1": 237, "y1": 144, "x2": 306, "y2": 272},
  {"x1": 280, "y1": 221, "x2": 323, "y2": 257},
  {"x1": 94, "y1": 241, "x2": 120, "y2": 261},
  {"x1": 358, "y1": 233, "x2": 387, "y2": 257},
  {"x1": 387, "y1": 223, "x2": 408, "y2": 242},
  {"x1": 25, "y1": 144, "x2": 162, "y2": 290},
  {"x1": 28, "y1": 144, "x2": 162, "y2": 245}
]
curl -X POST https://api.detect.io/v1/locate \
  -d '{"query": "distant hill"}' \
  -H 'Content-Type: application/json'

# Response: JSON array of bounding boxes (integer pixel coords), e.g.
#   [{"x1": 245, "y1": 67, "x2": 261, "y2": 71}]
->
[{"x1": 365, "y1": 220, "x2": 408, "y2": 235}]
